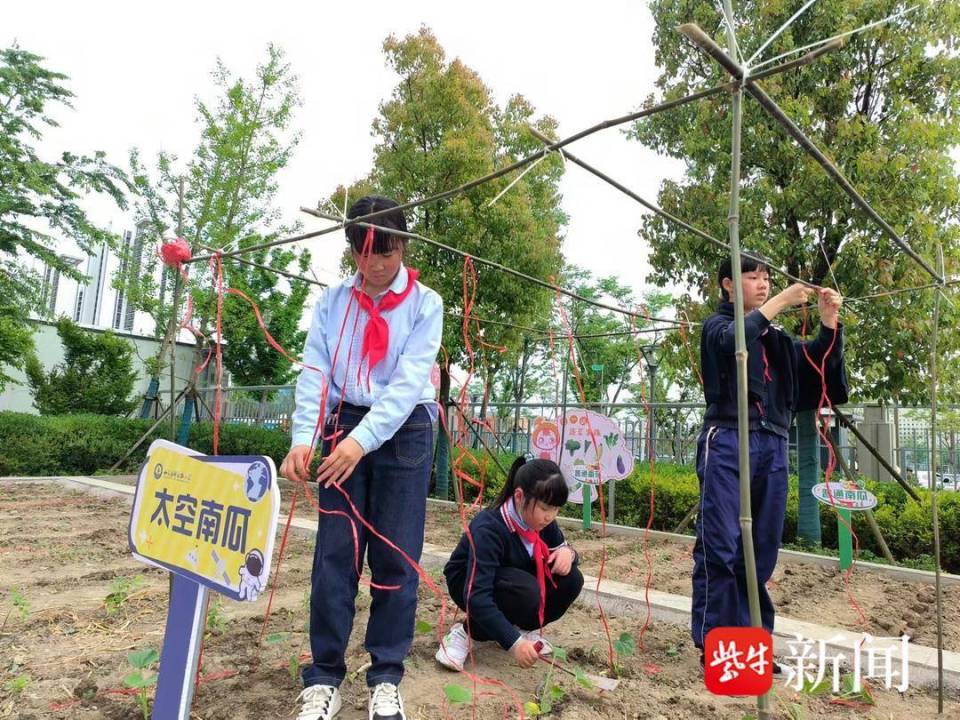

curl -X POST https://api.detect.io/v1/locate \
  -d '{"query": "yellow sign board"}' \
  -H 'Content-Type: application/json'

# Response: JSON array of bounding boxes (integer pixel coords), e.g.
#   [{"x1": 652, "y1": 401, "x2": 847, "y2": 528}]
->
[{"x1": 129, "y1": 439, "x2": 279, "y2": 601}]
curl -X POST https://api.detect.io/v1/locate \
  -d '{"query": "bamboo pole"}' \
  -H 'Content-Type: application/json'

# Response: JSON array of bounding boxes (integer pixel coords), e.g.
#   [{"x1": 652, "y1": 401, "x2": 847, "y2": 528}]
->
[
  {"x1": 719, "y1": 4, "x2": 768, "y2": 716},
  {"x1": 188, "y1": 83, "x2": 733, "y2": 266},
  {"x1": 676, "y1": 23, "x2": 942, "y2": 284},
  {"x1": 526, "y1": 126, "x2": 817, "y2": 291},
  {"x1": 929, "y1": 245, "x2": 945, "y2": 712},
  {"x1": 301, "y1": 208, "x2": 688, "y2": 328},
  {"x1": 834, "y1": 407, "x2": 921, "y2": 502},
  {"x1": 108, "y1": 386, "x2": 189, "y2": 472}
]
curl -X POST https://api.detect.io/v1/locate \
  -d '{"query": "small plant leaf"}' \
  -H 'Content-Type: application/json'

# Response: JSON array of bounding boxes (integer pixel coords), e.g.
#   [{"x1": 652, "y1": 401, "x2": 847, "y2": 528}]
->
[
  {"x1": 574, "y1": 668, "x2": 595, "y2": 689},
  {"x1": 127, "y1": 649, "x2": 159, "y2": 669},
  {"x1": 523, "y1": 701, "x2": 542, "y2": 715},
  {"x1": 552, "y1": 646, "x2": 568, "y2": 662},
  {"x1": 613, "y1": 632, "x2": 636, "y2": 657},
  {"x1": 444, "y1": 683, "x2": 472, "y2": 704},
  {"x1": 415, "y1": 619, "x2": 433, "y2": 634},
  {"x1": 123, "y1": 672, "x2": 156, "y2": 689}
]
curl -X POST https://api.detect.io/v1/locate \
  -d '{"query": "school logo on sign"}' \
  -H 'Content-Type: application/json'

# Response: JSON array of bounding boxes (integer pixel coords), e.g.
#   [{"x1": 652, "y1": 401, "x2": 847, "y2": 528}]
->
[{"x1": 129, "y1": 439, "x2": 279, "y2": 601}]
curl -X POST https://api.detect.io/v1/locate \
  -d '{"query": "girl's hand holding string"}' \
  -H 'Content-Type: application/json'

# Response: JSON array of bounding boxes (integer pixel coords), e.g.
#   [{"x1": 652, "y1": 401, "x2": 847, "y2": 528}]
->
[
  {"x1": 280, "y1": 444, "x2": 313, "y2": 483},
  {"x1": 511, "y1": 638, "x2": 540, "y2": 669},
  {"x1": 548, "y1": 546, "x2": 575, "y2": 576},
  {"x1": 315, "y1": 437, "x2": 365, "y2": 487}
]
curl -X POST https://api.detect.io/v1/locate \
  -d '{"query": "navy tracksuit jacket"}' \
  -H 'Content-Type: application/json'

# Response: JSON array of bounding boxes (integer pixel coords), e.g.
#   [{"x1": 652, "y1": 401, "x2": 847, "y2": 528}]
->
[{"x1": 692, "y1": 301, "x2": 848, "y2": 648}]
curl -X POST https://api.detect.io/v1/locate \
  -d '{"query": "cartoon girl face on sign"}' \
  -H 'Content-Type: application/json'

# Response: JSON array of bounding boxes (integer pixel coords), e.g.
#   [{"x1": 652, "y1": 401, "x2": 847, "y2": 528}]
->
[{"x1": 531, "y1": 418, "x2": 560, "y2": 460}]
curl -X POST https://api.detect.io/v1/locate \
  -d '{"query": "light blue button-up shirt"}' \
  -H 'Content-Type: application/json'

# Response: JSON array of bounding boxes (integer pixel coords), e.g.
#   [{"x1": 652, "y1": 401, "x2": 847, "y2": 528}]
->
[{"x1": 291, "y1": 264, "x2": 443, "y2": 454}]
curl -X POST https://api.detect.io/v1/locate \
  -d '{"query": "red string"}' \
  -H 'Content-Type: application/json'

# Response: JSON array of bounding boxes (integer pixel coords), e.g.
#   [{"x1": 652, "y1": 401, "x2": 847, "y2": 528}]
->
[
  {"x1": 554, "y1": 288, "x2": 616, "y2": 672},
  {"x1": 629, "y1": 310, "x2": 658, "y2": 653},
  {"x1": 799, "y1": 304, "x2": 867, "y2": 626},
  {"x1": 211, "y1": 254, "x2": 225, "y2": 456}
]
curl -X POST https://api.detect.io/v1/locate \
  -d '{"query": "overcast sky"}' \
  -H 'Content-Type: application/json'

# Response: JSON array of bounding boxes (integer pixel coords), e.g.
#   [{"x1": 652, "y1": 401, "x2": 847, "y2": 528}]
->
[{"x1": 7, "y1": 0, "x2": 687, "y2": 301}]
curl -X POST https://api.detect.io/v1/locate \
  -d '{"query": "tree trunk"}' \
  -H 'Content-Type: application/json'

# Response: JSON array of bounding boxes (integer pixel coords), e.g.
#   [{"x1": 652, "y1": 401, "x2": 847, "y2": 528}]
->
[
  {"x1": 796, "y1": 410, "x2": 822, "y2": 545},
  {"x1": 434, "y1": 367, "x2": 452, "y2": 500}
]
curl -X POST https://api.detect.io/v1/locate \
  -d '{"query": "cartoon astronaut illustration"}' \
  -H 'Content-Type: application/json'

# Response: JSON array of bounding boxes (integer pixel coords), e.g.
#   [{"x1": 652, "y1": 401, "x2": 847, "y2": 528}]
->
[{"x1": 238, "y1": 549, "x2": 266, "y2": 601}]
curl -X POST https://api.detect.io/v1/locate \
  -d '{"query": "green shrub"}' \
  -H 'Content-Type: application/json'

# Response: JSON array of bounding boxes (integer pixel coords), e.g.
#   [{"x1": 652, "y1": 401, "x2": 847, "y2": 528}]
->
[
  {"x1": 3, "y1": 413, "x2": 958, "y2": 572},
  {"x1": 444, "y1": 446, "x2": 960, "y2": 573},
  {"x1": 0, "y1": 412, "x2": 290, "y2": 477}
]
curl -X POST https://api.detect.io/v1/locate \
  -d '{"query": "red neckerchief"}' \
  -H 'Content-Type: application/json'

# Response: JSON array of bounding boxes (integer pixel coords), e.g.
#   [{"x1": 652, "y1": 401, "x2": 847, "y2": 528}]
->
[
  {"x1": 352, "y1": 267, "x2": 419, "y2": 386},
  {"x1": 501, "y1": 500, "x2": 556, "y2": 627}
]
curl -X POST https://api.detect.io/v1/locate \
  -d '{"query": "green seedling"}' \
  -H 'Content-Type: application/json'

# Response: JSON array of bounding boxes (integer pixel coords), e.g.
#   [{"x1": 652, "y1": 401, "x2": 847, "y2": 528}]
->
[
  {"x1": 837, "y1": 673, "x2": 875, "y2": 706},
  {"x1": 613, "y1": 632, "x2": 636, "y2": 658},
  {"x1": 415, "y1": 619, "x2": 433, "y2": 634},
  {"x1": 574, "y1": 667, "x2": 595, "y2": 689},
  {"x1": 4, "y1": 673, "x2": 30, "y2": 695},
  {"x1": 123, "y1": 648, "x2": 159, "y2": 720},
  {"x1": 444, "y1": 683, "x2": 472, "y2": 704},
  {"x1": 11, "y1": 588, "x2": 30, "y2": 621},
  {"x1": 105, "y1": 575, "x2": 145, "y2": 614},
  {"x1": 206, "y1": 596, "x2": 227, "y2": 634},
  {"x1": 266, "y1": 632, "x2": 302, "y2": 683}
]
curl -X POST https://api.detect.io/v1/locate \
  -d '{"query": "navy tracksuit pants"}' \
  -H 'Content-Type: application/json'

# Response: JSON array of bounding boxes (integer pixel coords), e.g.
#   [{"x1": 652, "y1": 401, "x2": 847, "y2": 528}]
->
[{"x1": 691, "y1": 426, "x2": 788, "y2": 649}]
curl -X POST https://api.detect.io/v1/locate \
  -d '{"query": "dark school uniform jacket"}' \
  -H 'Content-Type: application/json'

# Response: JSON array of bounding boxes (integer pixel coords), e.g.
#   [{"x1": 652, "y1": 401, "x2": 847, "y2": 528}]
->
[
  {"x1": 444, "y1": 504, "x2": 574, "y2": 650},
  {"x1": 701, "y1": 301, "x2": 849, "y2": 438}
]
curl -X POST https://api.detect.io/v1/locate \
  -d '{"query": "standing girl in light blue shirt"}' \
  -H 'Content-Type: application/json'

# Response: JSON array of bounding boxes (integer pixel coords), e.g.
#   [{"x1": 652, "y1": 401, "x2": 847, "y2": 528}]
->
[{"x1": 280, "y1": 196, "x2": 443, "y2": 720}]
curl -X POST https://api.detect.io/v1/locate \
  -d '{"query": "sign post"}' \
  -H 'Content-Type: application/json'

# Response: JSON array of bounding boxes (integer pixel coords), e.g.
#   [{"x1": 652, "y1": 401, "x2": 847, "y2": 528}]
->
[
  {"x1": 811, "y1": 481, "x2": 877, "y2": 572},
  {"x1": 129, "y1": 439, "x2": 280, "y2": 719},
  {"x1": 534, "y1": 409, "x2": 634, "y2": 529}
]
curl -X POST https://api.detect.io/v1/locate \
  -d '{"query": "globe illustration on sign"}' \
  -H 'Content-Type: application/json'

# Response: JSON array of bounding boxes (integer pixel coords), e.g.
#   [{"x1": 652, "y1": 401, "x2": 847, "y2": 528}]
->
[{"x1": 244, "y1": 461, "x2": 269, "y2": 503}]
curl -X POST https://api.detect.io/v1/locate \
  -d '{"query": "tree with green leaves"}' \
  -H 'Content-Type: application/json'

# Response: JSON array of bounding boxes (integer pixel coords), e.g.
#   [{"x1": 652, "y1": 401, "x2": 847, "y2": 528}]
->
[
  {"x1": 632, "y1": 0, "x2": 960, "y2": 404},
  {"x1": 120, "y1": 44, "x2": 311, "y2": 390},
  {"x1": 330, "y1": 29, "x2": 566, "y2": 385},
  {"x1": 558, "y1": 266, "x2": 673, "y2": 408},
  {"x1": 0, "y1": 45, "x2": 129, "y2": 391},
  {"x1": 25, "y1": 318, "x2": 137, "y2": 415},
  {"x1": 634, "y1": 0, "x2": 960, "y2": 542},
  {"x1": 323, "y1": 27, "x2": 567, "y2": 494}
]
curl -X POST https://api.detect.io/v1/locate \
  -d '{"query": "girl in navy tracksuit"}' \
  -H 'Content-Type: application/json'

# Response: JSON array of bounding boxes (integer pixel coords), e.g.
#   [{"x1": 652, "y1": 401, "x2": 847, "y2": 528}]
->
[
  {"x1": 692, "y1": 254, "x2": 847, "y2": 661},
  {"x1": 437, "y1": 458, "x2": 584, "y2": 671}
]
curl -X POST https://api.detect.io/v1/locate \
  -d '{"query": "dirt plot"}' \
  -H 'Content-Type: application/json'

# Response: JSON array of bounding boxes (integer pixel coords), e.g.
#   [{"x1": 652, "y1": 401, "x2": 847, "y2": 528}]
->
[
  {"x1": 1, "y1": 480, "x2": 958, "y2": 719},
  {"x1": 419, "y1": 497, "x2": 960, "y2": 654}
]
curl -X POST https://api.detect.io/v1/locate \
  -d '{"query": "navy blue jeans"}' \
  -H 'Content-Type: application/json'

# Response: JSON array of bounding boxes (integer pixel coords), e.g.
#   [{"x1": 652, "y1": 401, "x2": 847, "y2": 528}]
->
[
  {"x1": 690, "y1": 426, "x2": 788, "y2": 649},
  {"x1": 302, "y1": 403, "x2": 433, "y2": 689}
]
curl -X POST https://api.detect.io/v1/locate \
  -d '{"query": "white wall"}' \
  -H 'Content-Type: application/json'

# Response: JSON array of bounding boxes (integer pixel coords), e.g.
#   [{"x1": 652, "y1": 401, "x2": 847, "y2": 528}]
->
[{"x1": 0, "y1": 320, "x2": 202, "y2": 415}]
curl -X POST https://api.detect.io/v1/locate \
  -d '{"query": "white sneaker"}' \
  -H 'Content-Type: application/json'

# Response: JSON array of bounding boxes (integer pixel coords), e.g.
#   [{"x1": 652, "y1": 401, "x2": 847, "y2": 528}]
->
[
  {"x1": 369, "y1": 682, "x2": 405, "y2": 720},
  {"x1": 520, "y1": 627, "x2": 553, "y2": 655},
  {"x1": 435, "y1": 622, "x2": 471, "y2": 671},
  {"x1": 297, "y1": 684, "x2": 342, "y2": 720}
]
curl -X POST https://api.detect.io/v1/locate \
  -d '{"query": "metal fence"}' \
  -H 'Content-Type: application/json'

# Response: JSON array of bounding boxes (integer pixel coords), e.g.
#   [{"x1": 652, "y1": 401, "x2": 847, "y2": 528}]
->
[{"x1": 178, "y1": 385, "x2": 960, "y2": 495}]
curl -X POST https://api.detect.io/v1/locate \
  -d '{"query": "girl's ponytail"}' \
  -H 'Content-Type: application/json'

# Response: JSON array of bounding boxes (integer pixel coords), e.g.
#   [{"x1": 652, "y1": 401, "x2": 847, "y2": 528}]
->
[
  {"x1": 493, "y1": 456, "x2": 527, "y2": 508},
  {"x1": 492, "y1": 457, "x2": 567, "y2": 509}
]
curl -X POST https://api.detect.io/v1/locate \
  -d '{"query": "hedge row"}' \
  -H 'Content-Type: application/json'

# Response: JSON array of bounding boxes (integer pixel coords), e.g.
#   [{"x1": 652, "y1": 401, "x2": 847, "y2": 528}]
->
[
  {"x1": 2, "y1": 412, "x2": 956, "y2": 572},
  {"x1": 0, "y1": 412, "x2": 291, "y2": 477},
  {"x1": 449, "y1": 447, "x2": 960, "y2": 573}
]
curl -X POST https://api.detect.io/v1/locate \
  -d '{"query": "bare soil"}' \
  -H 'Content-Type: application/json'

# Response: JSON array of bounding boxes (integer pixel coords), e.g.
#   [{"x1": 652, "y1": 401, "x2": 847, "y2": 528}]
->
[{"x1": 1, "y1": 481, "x2": 957, "y2": 719}]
